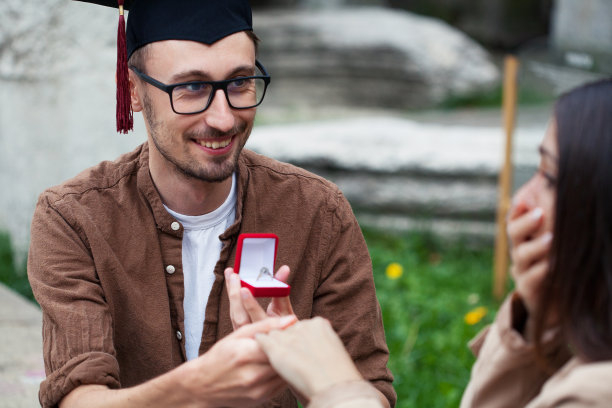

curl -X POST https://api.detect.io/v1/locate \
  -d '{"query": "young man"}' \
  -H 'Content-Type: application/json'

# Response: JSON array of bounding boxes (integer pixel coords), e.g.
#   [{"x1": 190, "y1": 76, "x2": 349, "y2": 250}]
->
[{"x1": 27, "y1": 1, "x2": 395, "y2": 407}]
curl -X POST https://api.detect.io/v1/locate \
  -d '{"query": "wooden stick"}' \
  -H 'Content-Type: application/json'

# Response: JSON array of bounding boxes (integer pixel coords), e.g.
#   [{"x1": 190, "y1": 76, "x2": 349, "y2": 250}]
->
[{"x1": 493, "y1": 55, "x2": 519, "y2": 300}]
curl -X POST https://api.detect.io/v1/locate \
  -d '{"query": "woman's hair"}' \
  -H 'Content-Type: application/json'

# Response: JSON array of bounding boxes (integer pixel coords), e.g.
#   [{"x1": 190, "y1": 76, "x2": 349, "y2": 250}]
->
[{"x1": 535, "y1": 78, "x2": 612, "y2": 362}]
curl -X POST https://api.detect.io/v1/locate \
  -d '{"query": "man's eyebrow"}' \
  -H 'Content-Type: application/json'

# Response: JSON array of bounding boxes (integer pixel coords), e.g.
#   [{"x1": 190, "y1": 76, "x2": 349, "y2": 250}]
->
[
  {"x1": 169, "y1": 64, "x2": 256, "y2": 83},
  {"x1": 538, "y1": 145, "x2": 558, "y2": 162}
]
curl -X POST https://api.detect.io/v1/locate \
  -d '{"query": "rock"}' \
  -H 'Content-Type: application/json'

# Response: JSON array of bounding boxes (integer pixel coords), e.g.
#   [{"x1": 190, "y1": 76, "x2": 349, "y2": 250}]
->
[
  {"x1": 254, "y1": 7, "x2": 499, "y2": 110},
  {"x1": 0, "y1": 0, "x2": 116, "y2": 81},
  {"x1": 0, "y1": 1, "x2": 143, "y2": 258}
]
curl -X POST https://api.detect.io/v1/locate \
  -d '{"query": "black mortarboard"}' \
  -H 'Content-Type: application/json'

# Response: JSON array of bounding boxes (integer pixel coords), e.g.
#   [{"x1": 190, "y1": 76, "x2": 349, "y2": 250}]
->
[{"x1": 74, "y1": 0, "x2": 254, "y2": 133}]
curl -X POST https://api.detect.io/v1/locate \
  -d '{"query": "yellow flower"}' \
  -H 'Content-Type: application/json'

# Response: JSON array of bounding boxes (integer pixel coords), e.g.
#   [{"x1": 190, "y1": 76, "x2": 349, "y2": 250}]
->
[
  {"x1": 385, "y1": 262, "x2": 403, "y2": 280},
  {"x1": 464, "y1": 306, "x2": 488, "y2": 325}
]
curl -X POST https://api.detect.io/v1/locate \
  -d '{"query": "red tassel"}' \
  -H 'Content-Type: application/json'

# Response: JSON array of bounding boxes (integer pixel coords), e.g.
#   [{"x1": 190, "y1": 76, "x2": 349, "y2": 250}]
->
[{"x1": 116, "y1": 1, "x2": 133, "y2": 133}]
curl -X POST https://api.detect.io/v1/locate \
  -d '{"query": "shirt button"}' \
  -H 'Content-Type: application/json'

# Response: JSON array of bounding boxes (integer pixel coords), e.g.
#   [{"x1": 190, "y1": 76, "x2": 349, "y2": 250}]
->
[
  {"x1": 165, "y1": 265, "x2": 176, "y2": 274},
  {"x1": 176, "y1": 330, "x2": 183, "y2": 341},
  {"x1": 171, "y1": 221, "x2": 180, "y2": 231}
]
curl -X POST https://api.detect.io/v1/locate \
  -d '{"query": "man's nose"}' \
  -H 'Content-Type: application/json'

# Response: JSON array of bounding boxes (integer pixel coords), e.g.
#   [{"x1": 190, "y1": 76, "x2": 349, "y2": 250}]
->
[{"x1": 204, "y1": 89, "x2": 235, "y2": 132}]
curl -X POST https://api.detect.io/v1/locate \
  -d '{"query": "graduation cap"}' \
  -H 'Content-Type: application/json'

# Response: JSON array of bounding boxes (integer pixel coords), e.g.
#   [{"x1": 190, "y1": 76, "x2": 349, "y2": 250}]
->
[{"x1": 75, "y1": 0, "x2": 253, "y2": 133}]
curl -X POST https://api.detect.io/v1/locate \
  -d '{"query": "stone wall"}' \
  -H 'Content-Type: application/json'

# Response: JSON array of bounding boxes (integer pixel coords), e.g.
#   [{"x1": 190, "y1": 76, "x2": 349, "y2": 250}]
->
[{"x1": 551, "y1": 0, "x2": 612, "y2": 55}]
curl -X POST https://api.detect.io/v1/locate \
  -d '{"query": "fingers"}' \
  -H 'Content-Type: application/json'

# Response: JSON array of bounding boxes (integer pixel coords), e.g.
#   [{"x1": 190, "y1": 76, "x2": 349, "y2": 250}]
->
[
  {"x1": 512, "y1": 258, "x2": 549, "y2": 315},
  {"x1": 511, "y1": 232, "x2": 553, "y2": 272},
  {"x1": 508, "y1": 196, "x2": 533, "y2": 221},
  {"x1": 254, "y1": 331, "x2": 276, "y2": 355},
  {"x1": 254, "y1": 330, "x2": 293, "y2": 364},
  {"x1": 231, "y1": 315, "x2": 298, "y2": 340},
  {"x1": 255, "y1": 317, "x2": 363, "y2": 399},
  {"x1": 227, "y1": 265, "x2": 296, "y2": 330},
  {"x1": 244, "y1": 369, "x2": 288, "y2": 403},
  {"x1": 267, "y1": 265, "x2": 295, "y2": 317},
  {"x1": 225, "y1": 268, "x2": 252, "y2": 330},
  {"x1": 274, "y1": 265, "x2": 291, "y2": 283},
  {"x1": 507, "y1": 207, "x2": 544, "y2": 247},
  {"x1": 241, "y1": 287, "x2": 268, "y2": 322},
  {"x1": 256, "y1": 317, "x2": 333, "y2": 362}
]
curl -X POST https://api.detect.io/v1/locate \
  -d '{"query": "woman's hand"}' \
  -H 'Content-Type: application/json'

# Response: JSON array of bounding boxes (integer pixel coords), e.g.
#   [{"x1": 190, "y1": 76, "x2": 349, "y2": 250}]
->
[
  {"x1": 507, "y1": 199, "x2": 552, "y2": 321},
  {"x1": 255, "y1": 317, "x2": 363, "y2": 400}
]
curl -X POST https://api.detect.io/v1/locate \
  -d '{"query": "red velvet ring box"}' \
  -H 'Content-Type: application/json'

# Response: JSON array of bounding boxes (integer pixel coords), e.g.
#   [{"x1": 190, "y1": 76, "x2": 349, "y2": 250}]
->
[{"x1": 234, "y1": 233, "x2": 291, "y2": 297}]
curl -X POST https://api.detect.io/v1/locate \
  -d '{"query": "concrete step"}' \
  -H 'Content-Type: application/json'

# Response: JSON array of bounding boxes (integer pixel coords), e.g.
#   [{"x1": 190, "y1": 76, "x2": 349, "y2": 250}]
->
[
  {"x1": 0, "y1": 284, "x2": 44, "y2": 407},
  {"x1": 248, "y1": 109, "x2": 549, "y2": 242}
]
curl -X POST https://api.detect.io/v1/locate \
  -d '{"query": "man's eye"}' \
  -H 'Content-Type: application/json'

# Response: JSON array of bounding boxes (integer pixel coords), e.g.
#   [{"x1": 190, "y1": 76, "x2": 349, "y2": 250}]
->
[
  {"x1": 184, "y1": 83, "x2": 208, "y2": 92},
  {"x1": 229, "y1": 78, "x2": 251, "y2": 90},
  {"x1": 173, "y1": 83, "x2": 211, "y2": 100}
]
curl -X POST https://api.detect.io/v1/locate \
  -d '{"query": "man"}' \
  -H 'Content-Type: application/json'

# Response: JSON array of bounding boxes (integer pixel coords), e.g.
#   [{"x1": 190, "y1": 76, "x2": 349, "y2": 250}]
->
[{"x1": 27, "y1": 1, "x2": 395, "y2": 407}]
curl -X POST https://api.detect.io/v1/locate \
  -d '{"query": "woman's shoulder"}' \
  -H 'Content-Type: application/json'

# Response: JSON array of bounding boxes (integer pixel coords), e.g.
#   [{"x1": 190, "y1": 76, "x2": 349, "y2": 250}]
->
[{"x1": 532, "y1": 357, "x2": 612, "y2": 407}]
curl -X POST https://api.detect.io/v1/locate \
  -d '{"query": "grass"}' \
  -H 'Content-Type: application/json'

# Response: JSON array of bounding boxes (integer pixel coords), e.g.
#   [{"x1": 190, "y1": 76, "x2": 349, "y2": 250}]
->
[
  {"x1": 438, "y1": 82, "x2": 555, "y2": 109},
  {"x1": 0, "y1": 231, "x2": 33, "y2": 302},
  {"x1": 0, "y1": 228, "x2": 500, "y2": 406},
  {"x1": 363, "y1": 227, "x2": 499, "y2": 407}
]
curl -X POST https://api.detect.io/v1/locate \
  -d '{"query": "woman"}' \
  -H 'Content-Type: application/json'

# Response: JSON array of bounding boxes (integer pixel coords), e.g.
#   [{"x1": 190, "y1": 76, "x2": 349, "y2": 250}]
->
[
  {"x1": 255, "y1": 78, "x2": 612, "y2": 407},
  {"x1": 460, "y1": 78, "x2": 612, "y2": 407}
]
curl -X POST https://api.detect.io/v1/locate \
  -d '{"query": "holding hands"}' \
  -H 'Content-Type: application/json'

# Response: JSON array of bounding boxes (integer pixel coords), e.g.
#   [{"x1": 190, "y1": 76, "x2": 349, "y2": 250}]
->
[
  {"x1": 180, "y1": 315, "x2": 297, "y2": 407},
  {"x1": 255, "y1": 317, "x2": 364, "y2": 400}
]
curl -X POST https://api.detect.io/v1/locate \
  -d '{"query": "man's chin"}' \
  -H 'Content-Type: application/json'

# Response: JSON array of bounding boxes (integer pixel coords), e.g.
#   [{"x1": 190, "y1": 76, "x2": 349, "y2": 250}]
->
[{"x1": 182, "y1": 161, "x2": 237, "y2": 183}]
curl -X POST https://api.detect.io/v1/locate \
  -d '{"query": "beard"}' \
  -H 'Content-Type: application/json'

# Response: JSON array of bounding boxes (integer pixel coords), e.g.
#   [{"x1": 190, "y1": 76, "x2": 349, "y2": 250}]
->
[{"x1": 142, "y1": 93, "x2": 251, "y2": 183}]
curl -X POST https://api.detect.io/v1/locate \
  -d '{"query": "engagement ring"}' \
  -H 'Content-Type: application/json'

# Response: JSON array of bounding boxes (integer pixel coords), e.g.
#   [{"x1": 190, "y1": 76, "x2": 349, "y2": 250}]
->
[{"x1": 256, "y1": 267, "x2": 273, "y2": 282}]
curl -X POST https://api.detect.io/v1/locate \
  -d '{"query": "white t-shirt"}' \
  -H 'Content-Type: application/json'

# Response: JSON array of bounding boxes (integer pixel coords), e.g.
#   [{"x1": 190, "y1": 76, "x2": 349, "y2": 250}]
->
[{"x1": 164, "y1": 174, "x2": 237, "y2": 360}]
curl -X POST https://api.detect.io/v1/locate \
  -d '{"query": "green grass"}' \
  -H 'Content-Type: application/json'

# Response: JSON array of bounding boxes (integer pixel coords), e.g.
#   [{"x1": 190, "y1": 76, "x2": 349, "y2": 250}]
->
[
  {"x1": 438, "y1": 83, "x2": 555, "y2": 109},
  {"x1": 0, "y1": 228, "x2": 500, "y2": 406},
  {"x1": 0, "y1": 231, "x2": 33, "y2": 302},
  {"x1": 364, "y1": 227, "x2": 499, "y2": 407}
]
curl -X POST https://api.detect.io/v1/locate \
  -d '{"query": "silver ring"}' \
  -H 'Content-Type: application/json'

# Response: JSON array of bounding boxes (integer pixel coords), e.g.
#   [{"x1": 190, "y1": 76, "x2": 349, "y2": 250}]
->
[{"x1": 256, "y1": 267, "x2": 273, "y2": 281}]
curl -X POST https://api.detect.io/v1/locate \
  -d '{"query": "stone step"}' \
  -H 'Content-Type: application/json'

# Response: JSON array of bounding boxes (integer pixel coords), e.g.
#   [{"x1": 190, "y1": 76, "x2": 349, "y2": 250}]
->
[{"x1": 247, "y1": 111, "x2": 548, "y2": 242}]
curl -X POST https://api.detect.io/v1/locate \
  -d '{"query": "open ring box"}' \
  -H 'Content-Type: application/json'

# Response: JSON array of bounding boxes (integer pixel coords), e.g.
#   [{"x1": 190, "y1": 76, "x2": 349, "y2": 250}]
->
[{"x1": 234, "y1": 233, "x2": 291, "y2": 297}]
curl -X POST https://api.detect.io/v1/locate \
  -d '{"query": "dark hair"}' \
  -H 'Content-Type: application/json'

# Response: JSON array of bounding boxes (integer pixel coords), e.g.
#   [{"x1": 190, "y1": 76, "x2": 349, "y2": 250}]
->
[
  {"x1": 535, "y1": 78, "x2": 612, "y2": 363},
  {"x1": 128, "y1": 30, "x2": 260, "y2": 73}
]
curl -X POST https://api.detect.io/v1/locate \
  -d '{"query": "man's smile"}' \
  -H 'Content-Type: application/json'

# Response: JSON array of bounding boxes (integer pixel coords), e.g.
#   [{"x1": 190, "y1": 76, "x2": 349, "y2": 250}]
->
[{"x1": 193, "y1": 136, "x2": 234, "y2": 150}]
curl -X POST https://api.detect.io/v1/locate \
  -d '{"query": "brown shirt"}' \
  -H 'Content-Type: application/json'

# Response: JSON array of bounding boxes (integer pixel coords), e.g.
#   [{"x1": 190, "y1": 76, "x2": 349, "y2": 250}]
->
[
  {"x1": 28, "y1": 143, "x2": 395, "y2": 408},
  {"x1": 461, "y1": 293, "x2": 612, "y2": 407}
]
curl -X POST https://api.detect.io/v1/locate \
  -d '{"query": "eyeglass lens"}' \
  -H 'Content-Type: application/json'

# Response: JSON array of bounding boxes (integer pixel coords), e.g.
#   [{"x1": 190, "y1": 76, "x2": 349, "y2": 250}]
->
[{"x1": 172, "y1": 78, "x2": 267, "y2": 113}]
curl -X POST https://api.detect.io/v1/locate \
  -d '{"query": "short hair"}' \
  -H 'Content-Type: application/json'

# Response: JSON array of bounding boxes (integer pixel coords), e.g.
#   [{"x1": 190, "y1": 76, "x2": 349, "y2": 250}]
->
[
  {"x1": 534, "y1": 78, "x2": 612, "y2": 363},
  {"x1": 128, "y1": 29, "x2": 260, "y2": 73}
]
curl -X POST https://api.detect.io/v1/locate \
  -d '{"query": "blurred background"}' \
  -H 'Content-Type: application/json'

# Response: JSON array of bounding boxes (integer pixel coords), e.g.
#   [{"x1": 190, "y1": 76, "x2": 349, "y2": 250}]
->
[{"x1": 1, "y1": 0, "x2": 611, "y2": 407}]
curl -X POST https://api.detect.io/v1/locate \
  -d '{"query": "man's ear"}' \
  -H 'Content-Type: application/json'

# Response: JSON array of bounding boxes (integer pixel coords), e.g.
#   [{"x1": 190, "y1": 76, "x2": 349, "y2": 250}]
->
[{"x1": 129, "y1": 71, "x2": 144, "y2": 113}]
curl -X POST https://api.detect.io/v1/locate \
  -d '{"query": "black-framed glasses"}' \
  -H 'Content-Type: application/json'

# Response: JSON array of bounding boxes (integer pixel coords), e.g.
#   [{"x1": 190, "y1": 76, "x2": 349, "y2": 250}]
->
[{"x1": 129, "y1": 60, "x2": 271, "y2": 114}]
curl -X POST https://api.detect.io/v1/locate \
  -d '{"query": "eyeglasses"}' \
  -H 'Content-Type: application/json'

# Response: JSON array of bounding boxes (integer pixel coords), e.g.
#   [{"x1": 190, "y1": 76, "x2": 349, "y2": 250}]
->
[{"x1": 129, "y1": 60, "x2": 271, "y2": 115}]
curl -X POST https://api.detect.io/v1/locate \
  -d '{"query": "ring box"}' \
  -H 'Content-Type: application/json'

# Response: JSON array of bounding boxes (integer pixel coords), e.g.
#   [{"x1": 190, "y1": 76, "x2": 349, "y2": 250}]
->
[{"x1": 234, "y1": 233, "x2": 291, "y2": 297}]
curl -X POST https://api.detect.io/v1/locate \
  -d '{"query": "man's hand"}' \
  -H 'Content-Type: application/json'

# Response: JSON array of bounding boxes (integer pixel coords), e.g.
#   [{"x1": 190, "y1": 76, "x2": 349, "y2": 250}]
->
[
  {"x1": 224, "y1": 266, "x2": 295, "y2": 330},
  {"x1": 180, "y1": 315, "x2": 297, "y2": 407},
  {"x1": 60, "y1": 316, "x2": 298, "y2": 408},
  {"x1": 507, "y1": 199, "x2": 552, "y2": 319}
]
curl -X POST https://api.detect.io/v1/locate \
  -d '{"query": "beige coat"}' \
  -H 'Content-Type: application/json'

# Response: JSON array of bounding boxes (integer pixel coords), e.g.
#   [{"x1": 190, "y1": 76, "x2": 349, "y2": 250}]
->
[{"x1": 461, "y1": 293, "x2": 612, "y2": 407}]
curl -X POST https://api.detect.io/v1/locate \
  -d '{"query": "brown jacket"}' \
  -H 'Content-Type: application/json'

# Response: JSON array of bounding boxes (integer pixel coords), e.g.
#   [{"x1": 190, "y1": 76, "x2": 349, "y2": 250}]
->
[
  {"x1": 461, "y1": 293, "x2": 612, "y2": 407},
  {"x1": 28, "y1": 143, "x2": 395, "y2": 408}
]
